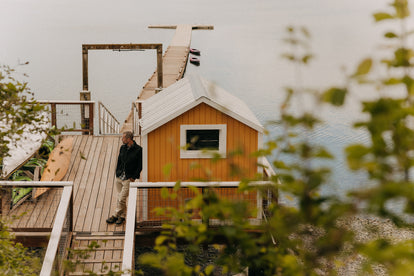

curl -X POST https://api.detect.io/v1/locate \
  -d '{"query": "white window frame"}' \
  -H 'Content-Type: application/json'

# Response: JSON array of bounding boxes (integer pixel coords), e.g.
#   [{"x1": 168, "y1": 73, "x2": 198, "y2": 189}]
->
[{"x1": 180, "y1": 124, "x2": 227, "y2": 159}]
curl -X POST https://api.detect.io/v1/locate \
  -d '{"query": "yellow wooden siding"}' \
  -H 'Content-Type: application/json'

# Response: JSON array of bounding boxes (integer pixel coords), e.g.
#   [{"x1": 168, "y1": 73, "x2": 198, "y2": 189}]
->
[{"x1": 147, "y1": 103, "x2": 258, "y2": 182}]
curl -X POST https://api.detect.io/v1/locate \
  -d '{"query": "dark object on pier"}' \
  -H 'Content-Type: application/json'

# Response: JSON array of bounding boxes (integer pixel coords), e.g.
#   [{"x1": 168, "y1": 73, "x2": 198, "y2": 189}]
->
[
  {"x1": 190, "y1": 57, "x2": 200, "y2": 66},
  {"x1": 190, "y1": 48, "x2": 200, "y2": 55}
]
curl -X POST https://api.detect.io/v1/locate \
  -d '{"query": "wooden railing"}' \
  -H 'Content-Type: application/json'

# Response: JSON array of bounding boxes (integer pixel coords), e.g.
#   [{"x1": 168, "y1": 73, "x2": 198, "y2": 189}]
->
[
  {"x1": 122, "y1": 180, "x2": 275, "y2": 275},
  {"x1": 38, "y1": 101, "x2": 95, "y2": 134},
  {"x1": 38, "y1": 100, "x2": 121, "y2": 135},
  {"x1": 0, "y1": 181, "x2": 73, "y2": 276},
  {"x1": 132, "y1": 101, "x2": 142, "y2": 135},
  {"x1": 98, "y1": 101, "x2": 120, "y2": 134}
]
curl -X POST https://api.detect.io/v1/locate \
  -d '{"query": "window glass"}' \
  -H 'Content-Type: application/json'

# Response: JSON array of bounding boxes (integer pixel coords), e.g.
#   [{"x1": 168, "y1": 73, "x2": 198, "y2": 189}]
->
[{"x1": 186, "y1": 129, "x2": 219, "y2": 150}]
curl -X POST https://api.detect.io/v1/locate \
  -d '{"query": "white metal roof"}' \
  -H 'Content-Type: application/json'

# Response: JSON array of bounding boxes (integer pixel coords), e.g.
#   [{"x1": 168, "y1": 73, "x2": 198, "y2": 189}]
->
[{"x1": 140, "y1": 74, "x2": 264, "y2": 135}]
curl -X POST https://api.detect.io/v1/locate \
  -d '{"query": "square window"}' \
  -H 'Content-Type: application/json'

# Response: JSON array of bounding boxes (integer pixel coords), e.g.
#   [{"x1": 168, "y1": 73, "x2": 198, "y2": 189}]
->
[
  {"x1": 180, "y1": 124, "x2": 226, "y2": 158},
  {"x1": 186, "y1": 129, "x2": 219, "y2": 150}
]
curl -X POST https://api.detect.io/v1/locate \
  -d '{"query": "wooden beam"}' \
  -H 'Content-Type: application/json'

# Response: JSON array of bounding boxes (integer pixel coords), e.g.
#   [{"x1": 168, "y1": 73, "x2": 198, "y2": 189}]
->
[
  {"x1": 148, "y1": 25, "x2": 177, "y2": 29},
  {"x1": 0, "y1": 181, "x2": 73, "y2": 187},
  {"x1": 82, "y1": 44, "x2": 162, "y2": 51},
  {"x1": 81, "y1": 43, "x2": 163, "y2": 92},
  {"x1": 148, "y1": 25, "x2": 214, "y2": 30},
  {"x1": 130, "y1": 181, "x2": 274, "y2": 188},
  {"x1": 14, "y1": 233, "x2": 50, "y2": 247}
]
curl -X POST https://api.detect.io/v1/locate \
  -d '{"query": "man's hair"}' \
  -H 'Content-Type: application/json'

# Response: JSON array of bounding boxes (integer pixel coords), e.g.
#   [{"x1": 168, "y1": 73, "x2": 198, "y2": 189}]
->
[{"x1": 123, "y1": 131, "x2": 134, "y2": 140}]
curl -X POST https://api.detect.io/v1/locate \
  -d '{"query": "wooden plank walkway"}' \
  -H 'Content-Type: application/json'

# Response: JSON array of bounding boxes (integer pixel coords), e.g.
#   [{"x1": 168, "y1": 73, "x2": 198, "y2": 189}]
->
[
  {"x1": 0, "y1": 24, "x2": 213, "y2": 274},
  {"x1": 121, "y1": 24, "x2": 213, "y2": 132},
  {"x1": 1, "y1": 135, "x2": 127, "y2": 233},
  {"x1": 65, "y1": 135, "x2": 125, "y2": 274},
  {"x1": 1, "y1": 135, "x2": 131, "y2": 274}
]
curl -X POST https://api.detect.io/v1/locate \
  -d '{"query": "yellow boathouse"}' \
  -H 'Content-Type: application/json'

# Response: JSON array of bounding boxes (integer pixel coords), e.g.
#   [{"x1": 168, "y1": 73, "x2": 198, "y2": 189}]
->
[{"x1": 138, "y1": 74, "x2": 266, "y2": 221}]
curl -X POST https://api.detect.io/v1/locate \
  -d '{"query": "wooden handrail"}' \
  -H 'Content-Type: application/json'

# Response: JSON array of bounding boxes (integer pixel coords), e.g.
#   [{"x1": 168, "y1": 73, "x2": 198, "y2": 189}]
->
[
  {"x1": 38, "y1": 101, "x2": 95, "y2": 134},
  {"x1": 38, "y1": 100, "x2": 95, "y2": 104},
  {"x1": 129, "y1": 181, "x2": 274, "y2": 188},
  {"x1": 0, "y1": 181, "x2": 73, "y2": 276},
  {"x1": 122, "y1": 186, "x2": 138, "y2": 275},
  {"x1": 98, "y1": 101, "x2": 120, "y2": 134},
  {"x1": 122, "y1": 180, "x2": 275, "y2": 275},
  {"x1": 40, "y1": 185, "x2": 73, "y2": 276}
]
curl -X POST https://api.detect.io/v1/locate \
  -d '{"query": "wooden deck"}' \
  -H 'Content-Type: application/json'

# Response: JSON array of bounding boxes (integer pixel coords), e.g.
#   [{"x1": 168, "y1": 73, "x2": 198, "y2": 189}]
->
[
  {"x1": 1, "y1": 24, "x2": 214, "y2": 274},
  {"x1": 65, "y1": 135, "x2": 125, "y2": 274},
  {"x1": 2, "y1": 135, "x2": 130, "y2": 274},
  {"x1": 121, "y1": 24, "x2": 213, "y2": 132}
]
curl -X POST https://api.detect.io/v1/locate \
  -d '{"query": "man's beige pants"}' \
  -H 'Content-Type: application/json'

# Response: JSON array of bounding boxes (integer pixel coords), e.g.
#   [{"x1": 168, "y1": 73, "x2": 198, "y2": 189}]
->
[{"x1": 115, "y1": 177, "x2": 130, "y2": 219}]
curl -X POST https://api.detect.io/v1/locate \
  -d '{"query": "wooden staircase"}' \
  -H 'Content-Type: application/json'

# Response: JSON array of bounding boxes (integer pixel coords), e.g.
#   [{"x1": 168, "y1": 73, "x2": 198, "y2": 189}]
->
[{"x1": 67, "y1": 232, "x2": 125, "y2": 275}]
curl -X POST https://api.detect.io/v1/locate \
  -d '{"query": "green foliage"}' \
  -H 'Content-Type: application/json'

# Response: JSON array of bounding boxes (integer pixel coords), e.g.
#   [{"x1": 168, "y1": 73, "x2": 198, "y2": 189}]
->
[
  {"x1": 0, "y1": 64, "x2": 52, "y2": 274},
  {"x1": 138, "y1": 1, "x2": 414, "y2": 275},
  {"x1": 64, "y1": 241, "x2": 130, "y2": 275},
  {"x1": 343, "y1": 0, "x2": 414, "y2": 273},
  {"x1": 0, "y1": 65, "x2": 48, "y2": 171},
  {"x1": 139, "y1": 24, "x2": 358, "y2": 276},
  {"x1": 0, "y1": 221, "x2": 41, "y2": 275}
]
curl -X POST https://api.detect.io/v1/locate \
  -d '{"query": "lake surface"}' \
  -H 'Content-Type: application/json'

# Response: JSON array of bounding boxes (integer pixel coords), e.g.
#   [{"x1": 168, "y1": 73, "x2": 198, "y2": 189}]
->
[{"x1": 2, "y1": 0, "x2": 411, "y2": 195}]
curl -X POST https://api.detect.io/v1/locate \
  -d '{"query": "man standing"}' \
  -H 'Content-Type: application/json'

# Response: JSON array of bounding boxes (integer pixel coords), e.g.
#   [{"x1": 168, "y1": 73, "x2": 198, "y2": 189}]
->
[{"x1": 106, "y1": 131, "x2": 142, "y2": 225}]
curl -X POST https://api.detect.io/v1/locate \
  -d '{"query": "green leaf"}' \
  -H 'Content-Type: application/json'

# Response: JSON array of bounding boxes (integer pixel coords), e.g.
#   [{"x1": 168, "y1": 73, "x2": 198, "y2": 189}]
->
[
  {"x1": 384, "y1": 31, "x2": 398, "y2": 38},
  {"x1": 273, "y1": 160, "x2": 290, "y2": 170},
  {"x1": 393, "y1": 0, "x2": 410, "y2": 19},
  {"x1": 302, "y1": 54, "x2": 313, "y2": 64},
  {"x1": 345, "y1": 144, "x2": 370, "y2": 170},
  {"x1": 173, "y1": 181, "x2": 181, "y2": 192},
  {"x1": 373, "y1": 12, "x2": 394, "y2": 22},
  {"x1": 161, "y1": 187, "x2": 169, "y2": 199},
  {"x1": 205, "y1": 264, "x2": 215, "y2": 275},
  {"x1": 301, "y1": 26, "x2": 311, "y2": 38},
  {"x1": 314, "y1": 148, "x2": 334, "y2": 159},
  {"x1": 402, "y1": 75, "x2": 414, "y2": 95},
  {"x1": 354, "y1": 58, "x2": 373, "y2": 76},
  {"x1": 162, "y1": 163, "x2": 173, "y2": 177},
  {"x1": 383, "y1": 77, "x2": 402, "y2": 85},
  {"x1": 393, "y1": 48, "x2": 411, "y2": 67},
  {"x1": 155, "y1": 235, "x2": 168, "y2": 246},
  {"x1": 322, "y1": 87, "x2": 347, "y2": 106},
  {"x1": 281, "y1": 53, "x2": 296, "y2": 61}
]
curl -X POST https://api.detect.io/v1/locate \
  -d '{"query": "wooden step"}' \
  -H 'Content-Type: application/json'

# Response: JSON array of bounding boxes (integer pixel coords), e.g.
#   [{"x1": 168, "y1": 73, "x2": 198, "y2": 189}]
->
[{"x1": 67, "y1": 234, "x2": 125, "y2": 275}]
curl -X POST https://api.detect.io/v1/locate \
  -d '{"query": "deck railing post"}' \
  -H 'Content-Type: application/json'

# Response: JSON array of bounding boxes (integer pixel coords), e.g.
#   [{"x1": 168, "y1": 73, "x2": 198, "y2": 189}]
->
[
  {"x1": 156, "y1": 45, "x2": 163, "y2": 89},
  {"x1": 89, "y1": 102, "x2": 94, "y2": 135},
  {"x1": 51, "y1": 103, "x2": 57, "y2": 128},
  {"x1": 80, "y1": 91, "x2": 91, "y2": 135},
  {"x1": 98, "y1": 101, "x2": 102, "y2": 134},
  {"x1": 131, "y1": 102, "x2": 135, "y2": 134},
  {"x1": 122, "y1": 185, "x2": 138, "y2": 275}
]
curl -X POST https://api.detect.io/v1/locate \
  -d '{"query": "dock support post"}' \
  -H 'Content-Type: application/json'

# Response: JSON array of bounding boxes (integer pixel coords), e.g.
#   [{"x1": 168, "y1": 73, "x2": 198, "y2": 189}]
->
[
  {"x1": 82, "y1": 46, "x2": 88, "y2": 91},
  {"x1": 156, "y1": 45, "x2": 163, "y2": 90},
  {"x1": 80, "y1": 91, "x2": 91, "y2": 135}
]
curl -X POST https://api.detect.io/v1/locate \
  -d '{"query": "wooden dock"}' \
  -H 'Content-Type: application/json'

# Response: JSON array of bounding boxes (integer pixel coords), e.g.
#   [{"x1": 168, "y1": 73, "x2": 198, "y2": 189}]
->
[
  {"x1": 121, "y1": 24, "x2": 213, "y2": 132},
  {"x1": 2, "y1": 135, "x2": 127, "y2": 274},
  {"x1": 1, "y1": 24, "x2": 213, "y2": 275},
  {"x1": 65, "y1": 135, "x2": 126, "y2": 274}
]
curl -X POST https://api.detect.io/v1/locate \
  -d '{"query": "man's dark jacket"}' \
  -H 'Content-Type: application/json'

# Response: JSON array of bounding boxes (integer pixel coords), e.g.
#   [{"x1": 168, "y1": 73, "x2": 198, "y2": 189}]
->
[{"x1": 116, "y1": 141, "x2": 142, "y2": 180}]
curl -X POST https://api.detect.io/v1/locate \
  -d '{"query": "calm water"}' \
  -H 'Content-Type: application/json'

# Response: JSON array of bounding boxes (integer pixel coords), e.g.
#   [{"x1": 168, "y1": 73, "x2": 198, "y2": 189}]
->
[{"x1": 3, "y1": 0, "x2": 411, "y2": 195}]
